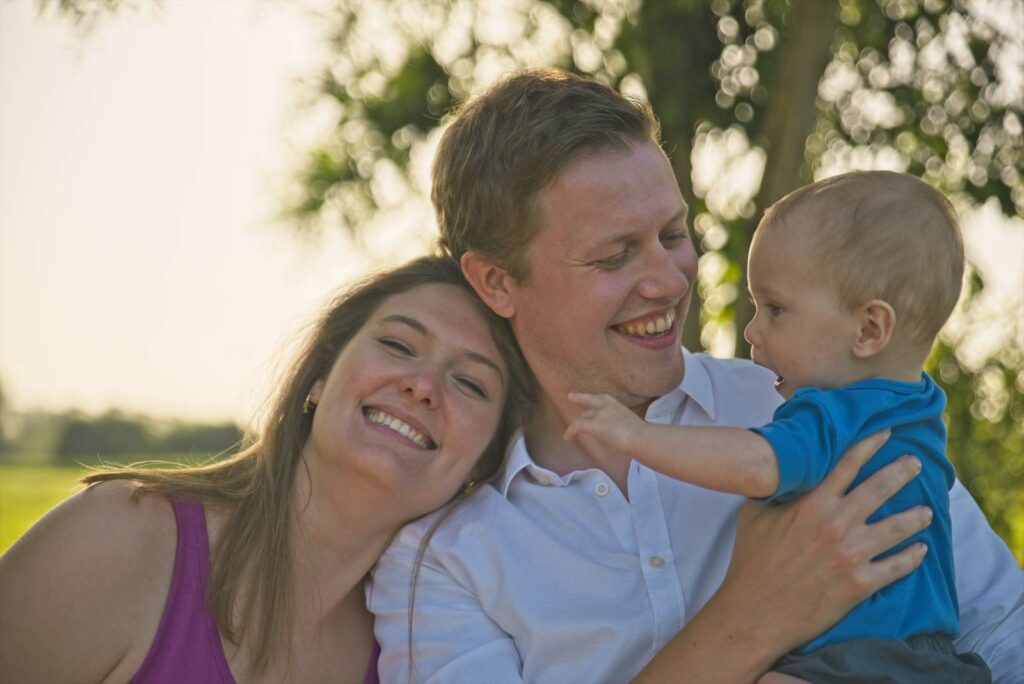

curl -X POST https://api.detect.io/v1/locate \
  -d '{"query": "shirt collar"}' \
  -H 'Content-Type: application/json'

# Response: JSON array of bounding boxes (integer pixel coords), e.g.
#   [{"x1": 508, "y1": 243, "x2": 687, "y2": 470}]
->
[
  {"x1": 496, "y1": 348, "x2": 717, "y2": 497},
  {"x1": 498, "y1": 430, "x2": 532, "y2": 497},
  {"x1": 646, "y1": 348, "x2": 717, "y2": 422}
]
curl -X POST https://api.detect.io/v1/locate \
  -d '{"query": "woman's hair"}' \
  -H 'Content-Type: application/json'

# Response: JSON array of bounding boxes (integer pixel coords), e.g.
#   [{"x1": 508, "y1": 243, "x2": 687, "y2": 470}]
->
[{"x1": 82, "y1": 255, "x2": 533, "y2": 676}]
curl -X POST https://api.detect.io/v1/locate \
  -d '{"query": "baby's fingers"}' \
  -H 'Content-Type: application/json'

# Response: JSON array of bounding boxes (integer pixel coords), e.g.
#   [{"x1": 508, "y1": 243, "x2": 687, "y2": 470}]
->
[
  {"x1": 567, "y1": 392, "x2": 613, "y2": 409},
  {"x1": 564, "y1": 420, "x2": 588, "y2": 442}
]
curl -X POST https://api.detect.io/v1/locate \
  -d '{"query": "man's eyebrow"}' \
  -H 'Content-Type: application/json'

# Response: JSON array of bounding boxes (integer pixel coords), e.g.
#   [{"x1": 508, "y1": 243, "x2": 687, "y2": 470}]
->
[
  {"x1": 581, "y1": 207, "x2": 691, "y2": 254},
  {"x1": 379, "y1": 314, "x2": 505, "y2": 381}
]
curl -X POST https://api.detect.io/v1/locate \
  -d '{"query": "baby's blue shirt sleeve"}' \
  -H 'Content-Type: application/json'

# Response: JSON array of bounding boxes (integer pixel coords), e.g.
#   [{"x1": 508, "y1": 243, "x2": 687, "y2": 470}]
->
[{"x1": 751, "y1": 390, "x2": 845, "y2": 504}]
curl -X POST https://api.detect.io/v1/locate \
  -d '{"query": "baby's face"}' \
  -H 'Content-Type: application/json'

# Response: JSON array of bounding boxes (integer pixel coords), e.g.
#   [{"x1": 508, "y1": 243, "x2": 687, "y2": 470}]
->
[{"x1": 743, "y1": 229, "x2": 862, "y2": 398}]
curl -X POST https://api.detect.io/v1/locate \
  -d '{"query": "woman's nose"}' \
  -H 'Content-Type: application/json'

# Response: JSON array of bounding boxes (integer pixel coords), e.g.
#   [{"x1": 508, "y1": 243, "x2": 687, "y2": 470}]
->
[{"x1": 401, "y1": 370, "x2": 439, "y2": 408}]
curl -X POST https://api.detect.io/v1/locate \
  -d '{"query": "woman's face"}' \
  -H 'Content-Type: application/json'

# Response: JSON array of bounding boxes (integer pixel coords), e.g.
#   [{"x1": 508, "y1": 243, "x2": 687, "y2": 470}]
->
[{"x1": 307, "y1": 283, "x2": 508, "y2": 516}]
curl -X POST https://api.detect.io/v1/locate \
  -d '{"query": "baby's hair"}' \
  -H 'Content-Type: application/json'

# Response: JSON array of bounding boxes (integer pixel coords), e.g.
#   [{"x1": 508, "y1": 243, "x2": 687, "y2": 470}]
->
[{"x1": 759, "y1": 171, "x2": 964, "y2": 358}]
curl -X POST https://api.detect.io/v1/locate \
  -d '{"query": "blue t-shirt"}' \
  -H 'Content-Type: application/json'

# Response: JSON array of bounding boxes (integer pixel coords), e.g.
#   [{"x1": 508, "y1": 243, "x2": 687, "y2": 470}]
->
[{"x1": 751, "y1": 373, "x2": 958, "y2": 653}]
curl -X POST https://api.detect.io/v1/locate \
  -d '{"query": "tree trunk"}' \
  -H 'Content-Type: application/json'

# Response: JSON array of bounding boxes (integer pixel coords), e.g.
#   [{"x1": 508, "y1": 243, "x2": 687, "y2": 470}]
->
[{"x1": 733, "y1": 0, "x2": 839, "y2": 360}]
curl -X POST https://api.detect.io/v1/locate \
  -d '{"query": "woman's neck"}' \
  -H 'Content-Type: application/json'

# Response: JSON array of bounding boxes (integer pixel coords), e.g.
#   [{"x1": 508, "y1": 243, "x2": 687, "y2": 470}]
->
[{"x1": 287, "y1": 453, "x2": 401, "y2": 615}]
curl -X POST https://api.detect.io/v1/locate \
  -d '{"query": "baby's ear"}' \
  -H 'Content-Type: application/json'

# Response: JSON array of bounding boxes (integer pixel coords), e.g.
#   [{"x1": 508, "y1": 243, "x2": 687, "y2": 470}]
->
[{"x1": 852, "y1": 299, "x2": 896, "y2": 359}]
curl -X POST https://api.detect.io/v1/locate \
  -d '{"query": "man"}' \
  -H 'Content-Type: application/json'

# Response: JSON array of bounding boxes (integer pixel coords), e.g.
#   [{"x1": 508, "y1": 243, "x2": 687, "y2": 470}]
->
[{"x1": 371, "y1": 69, "x2": 1022, "y2": 683}]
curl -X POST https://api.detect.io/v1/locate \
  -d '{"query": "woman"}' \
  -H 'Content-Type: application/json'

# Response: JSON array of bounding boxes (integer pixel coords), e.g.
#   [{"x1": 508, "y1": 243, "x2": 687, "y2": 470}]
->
[{"x1": 0, "y1": 256, "x2": 533, "y2": 683}]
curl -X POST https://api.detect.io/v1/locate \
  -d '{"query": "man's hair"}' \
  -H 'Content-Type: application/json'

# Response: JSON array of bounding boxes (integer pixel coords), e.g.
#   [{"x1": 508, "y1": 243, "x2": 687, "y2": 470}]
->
[
  {"x1": 760, "y1": 170, "x2": 964, "y2": 356},
  {"x1": 433, "y1": 68, "x2": 660, "y2": 280}
]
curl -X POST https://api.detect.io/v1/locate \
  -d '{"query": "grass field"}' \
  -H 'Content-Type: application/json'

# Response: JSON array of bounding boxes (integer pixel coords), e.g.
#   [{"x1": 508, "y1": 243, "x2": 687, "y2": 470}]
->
[{"x1": 0, "y1": 466, "x2": 88, "y2": 553}]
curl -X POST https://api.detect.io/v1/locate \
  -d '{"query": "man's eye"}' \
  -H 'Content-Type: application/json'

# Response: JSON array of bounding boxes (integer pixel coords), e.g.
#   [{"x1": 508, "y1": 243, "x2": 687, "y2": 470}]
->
[
  {"x1": 379, "y1": 338, "x2": 414, "y2": 355},
  {"x1": 456, "y1": 376, "x2": 488, "y2": 399},
  {"x1": 593, "y1": 250, "x2": 630, "y2": 270}
]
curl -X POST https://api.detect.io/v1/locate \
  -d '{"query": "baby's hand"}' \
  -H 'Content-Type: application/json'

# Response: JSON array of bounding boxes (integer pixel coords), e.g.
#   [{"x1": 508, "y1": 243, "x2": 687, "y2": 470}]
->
[{"x1": 565, "y1": 393, "x2": 644, "y2": 453}]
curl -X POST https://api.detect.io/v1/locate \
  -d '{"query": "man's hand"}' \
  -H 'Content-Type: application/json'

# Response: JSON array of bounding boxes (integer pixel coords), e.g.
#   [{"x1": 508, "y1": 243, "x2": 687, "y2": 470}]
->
[
  {"x1": 565, "y1": 392, "x2": 645, "y2": 453},
  {"x1": 726, "y1": 429, "x2": 932, "y2": 654},
  {"x1": 633, "y1": 430, "x2": 933, "y2": 684}
]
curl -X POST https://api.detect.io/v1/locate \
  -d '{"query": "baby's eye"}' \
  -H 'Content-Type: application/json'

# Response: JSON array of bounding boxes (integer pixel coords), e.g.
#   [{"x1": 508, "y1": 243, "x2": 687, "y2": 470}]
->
[
  {"x1": 660, "y1": 230, "x2": 688, "y2": 247},
  {"x1": 379, "y1": 338, "x2": 414, "y2": 355},
  {"x1": 455, "y1": 376, "x2": 488, "y2": 399}
]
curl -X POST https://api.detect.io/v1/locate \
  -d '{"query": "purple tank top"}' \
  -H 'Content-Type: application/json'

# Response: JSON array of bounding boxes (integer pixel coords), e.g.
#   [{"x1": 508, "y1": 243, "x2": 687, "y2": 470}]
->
[
  {"x1": 129, "y1": 498, "x2": 381, "y2": 684},
  {"x1": 129, "y1": 498, "x2": 235, "y2": 684}
]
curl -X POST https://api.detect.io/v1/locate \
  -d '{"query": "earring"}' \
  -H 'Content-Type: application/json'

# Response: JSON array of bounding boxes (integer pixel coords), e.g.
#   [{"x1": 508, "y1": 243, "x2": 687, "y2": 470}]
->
[
  {"x1": 303, "y1": 394, "x2": 317, "y2": 414},
  {"x1": 461, "y1": 480, "x2": 477, "y2": 496}
]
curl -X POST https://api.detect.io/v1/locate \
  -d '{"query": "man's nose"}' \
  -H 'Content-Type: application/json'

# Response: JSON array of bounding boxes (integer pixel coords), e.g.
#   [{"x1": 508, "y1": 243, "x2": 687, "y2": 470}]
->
[{"x1": 637, "y1": 244, "x2": 690, "y2": 301}]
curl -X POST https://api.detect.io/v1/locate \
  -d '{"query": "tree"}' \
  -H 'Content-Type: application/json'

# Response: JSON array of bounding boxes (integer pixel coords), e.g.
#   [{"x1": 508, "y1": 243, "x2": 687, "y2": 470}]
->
[
  {"x1": 285, "y1": 0, "x2": 1022, "y2": 559},
  {"x1": 46, "y1": 0, "x2": 1023, "y2": 559}
]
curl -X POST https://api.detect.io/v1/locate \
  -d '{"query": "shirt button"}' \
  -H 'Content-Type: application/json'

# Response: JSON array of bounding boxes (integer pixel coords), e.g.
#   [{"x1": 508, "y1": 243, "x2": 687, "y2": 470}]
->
[
  {"x1": 536, "y1": 475, "x2": 550, "y2": 486},
  {"x1": 595, "y1": 482, "x2": 610, "y2": 497},
  {"x1": 649, "y1": 555, "x2": 666, "y2": 569}
]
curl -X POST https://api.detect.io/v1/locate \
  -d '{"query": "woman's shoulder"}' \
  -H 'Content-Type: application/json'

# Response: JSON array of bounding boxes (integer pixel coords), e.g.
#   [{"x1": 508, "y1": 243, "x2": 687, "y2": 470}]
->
[
  {"x1": 0, "y1": 480, "x2": 180, "y2": 683},
  {"x1": 28, "y1": 479, "x2": 177, "y2": 557}
]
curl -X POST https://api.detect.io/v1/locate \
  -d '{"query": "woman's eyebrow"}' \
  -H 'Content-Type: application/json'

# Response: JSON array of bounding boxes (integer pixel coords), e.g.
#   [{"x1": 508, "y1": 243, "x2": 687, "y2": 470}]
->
[
  {"x1": 462, "y1": 351, "x2": 505, "y2": 383},
  {"x1": 379, "y1": 314, "x2": 505, "y2": 382},
  {"x1": 380, "y1": 314, "x2": 429, "y2": 336}
]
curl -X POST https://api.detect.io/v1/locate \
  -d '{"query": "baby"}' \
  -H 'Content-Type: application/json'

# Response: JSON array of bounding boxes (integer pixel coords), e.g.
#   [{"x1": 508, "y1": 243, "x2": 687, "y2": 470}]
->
[{"x1": 566, "y1": 171, "x2": 991, "y2": 682}]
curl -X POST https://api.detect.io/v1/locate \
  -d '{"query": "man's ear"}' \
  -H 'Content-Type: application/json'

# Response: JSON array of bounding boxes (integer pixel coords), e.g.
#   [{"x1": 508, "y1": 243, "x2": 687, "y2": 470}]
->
[
  {"x1": 852, "y1": 299, "x2": 896, "y2": 359},
  {"x1": 460, "y1": 251, "x2": 518, "y2": 319}
]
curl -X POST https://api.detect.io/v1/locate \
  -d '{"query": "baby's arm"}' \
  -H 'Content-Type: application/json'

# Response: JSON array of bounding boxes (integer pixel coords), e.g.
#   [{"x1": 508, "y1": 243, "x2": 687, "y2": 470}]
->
[{"x1": 566, "y1": 392, "x2": 780, "y2": 497}]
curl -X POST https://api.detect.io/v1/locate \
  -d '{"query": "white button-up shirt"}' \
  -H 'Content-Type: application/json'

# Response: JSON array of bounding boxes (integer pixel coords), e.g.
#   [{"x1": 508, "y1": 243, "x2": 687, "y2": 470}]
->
[{"x1": 370, "y1": 351, "x2": 1024, "y2": 684}]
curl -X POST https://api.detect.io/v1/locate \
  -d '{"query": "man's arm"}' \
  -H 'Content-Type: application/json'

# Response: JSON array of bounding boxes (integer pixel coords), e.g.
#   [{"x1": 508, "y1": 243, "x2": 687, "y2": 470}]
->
[
  {"x1": 949, "y1": 481, "x2": 1024, "y2": 682},
  {"x1": 632, "y1": 432, "x2": 933, "y2": 683}
]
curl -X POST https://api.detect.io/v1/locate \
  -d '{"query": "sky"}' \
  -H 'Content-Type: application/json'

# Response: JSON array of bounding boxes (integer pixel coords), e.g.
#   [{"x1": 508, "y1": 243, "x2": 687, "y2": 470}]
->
[
  {"x1": 1, "y1": 0, "x2": 1021, "y2": 426},
  {"x1": 1, "y1": 0, "x2": 383, "y2": 423}
]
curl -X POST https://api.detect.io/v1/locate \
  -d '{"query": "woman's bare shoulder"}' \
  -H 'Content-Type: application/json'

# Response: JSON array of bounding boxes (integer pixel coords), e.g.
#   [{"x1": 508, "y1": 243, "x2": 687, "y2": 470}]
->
[
  {"x1": 12, "y1": 479, "x2": 176, "y2": 562},
  {"x1": 0, "y1": 479, "x2": 179, "y2": 683}
]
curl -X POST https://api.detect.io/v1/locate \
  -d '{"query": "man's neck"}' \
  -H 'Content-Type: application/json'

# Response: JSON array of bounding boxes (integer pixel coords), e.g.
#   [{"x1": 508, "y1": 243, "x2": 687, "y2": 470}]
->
[{"x1": 523, "y1": 395, "x2": 643, "y2": 494}]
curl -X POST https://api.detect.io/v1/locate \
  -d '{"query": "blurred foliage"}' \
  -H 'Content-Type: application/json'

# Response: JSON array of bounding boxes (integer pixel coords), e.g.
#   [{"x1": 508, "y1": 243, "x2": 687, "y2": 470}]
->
[
  {"x1": 928, "y1": 272, "x2": 1024, "y2": 563},
  {"x1": 282, "y1": 0, "x2": 1021, "y2": 560},
  {"x1": 44, "y1": 0, "x2": 156, "y2": 36},
  {"x1": 53, "y1": 411, "x2": 243, "y2": 463},
  {"x1": 3, "y1": 409, "x2": 242, "y2": 466},
  {"x1": 45, "y1": 0, "x2": 1022, "y2": 557}
]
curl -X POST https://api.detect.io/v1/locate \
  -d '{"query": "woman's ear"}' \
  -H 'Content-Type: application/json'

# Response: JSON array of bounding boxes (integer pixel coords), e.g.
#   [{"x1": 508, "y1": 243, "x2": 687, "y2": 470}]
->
[
  {"x1": 307, "y1": 379, "x2": 325, "y2": 404},
  {"x1": 460, "y1": 251, "x2": 518, "y2": 319},
  {"x1": 852, "y1": 299, "x2": 896, "y2": 359}
]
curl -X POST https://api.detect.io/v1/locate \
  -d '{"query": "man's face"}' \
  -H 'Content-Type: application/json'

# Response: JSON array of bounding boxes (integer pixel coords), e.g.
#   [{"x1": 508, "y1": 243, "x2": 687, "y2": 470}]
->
[{"x1": 504, "y1": 141, "x2": 697, "y2": 415}]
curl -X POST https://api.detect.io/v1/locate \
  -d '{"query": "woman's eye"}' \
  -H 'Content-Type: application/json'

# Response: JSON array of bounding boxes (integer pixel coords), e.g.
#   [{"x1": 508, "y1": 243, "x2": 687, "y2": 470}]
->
[
  {"x1": 379, "y1": 338, "x2": 414, "y2": 355},
  {"x1": 456, "y1": 376, "x2": 488, "y2": 399},
  {"x1": 769, "y1": 305, "x2": 782, "y2": 317}
]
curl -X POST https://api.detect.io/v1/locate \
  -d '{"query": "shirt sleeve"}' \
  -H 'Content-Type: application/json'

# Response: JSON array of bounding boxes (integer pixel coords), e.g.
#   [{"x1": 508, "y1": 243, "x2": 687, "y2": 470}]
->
[
  {"x1": 751, "y1": 392, "x2": 841, "y2": 503},
  {"x1": 369, "y1": 520, "x2": 525, "y2": 684},
  {"x1": 949, "y1": 480, "x2": 1024, "y2": 682}
]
